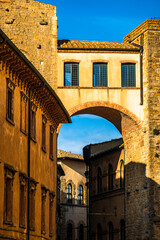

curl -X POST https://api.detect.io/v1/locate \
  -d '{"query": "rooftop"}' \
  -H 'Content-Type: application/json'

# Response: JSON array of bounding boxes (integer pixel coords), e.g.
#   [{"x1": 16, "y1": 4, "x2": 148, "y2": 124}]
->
[
  {"x1": 57, "y1": 149, "x2": 83, "y2": 161},
  {"x1": 58, "y1": 40, "x2": 140, "y2": 50}
]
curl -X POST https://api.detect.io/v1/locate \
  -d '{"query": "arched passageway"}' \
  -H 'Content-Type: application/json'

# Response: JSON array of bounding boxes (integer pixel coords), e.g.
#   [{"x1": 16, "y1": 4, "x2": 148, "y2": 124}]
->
[{"x1": 58, "y1": 101, "x2": 149, "y2": 240}]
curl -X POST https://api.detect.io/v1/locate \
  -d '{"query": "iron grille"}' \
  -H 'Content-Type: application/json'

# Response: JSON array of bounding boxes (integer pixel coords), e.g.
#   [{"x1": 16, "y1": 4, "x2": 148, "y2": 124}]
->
[{"x1": 64, "y1": 63, "x2": 79, "y2": 86}]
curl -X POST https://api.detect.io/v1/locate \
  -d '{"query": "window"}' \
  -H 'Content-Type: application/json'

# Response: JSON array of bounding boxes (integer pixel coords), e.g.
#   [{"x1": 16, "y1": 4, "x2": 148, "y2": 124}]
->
[
  {"x1": 49, "y1": 192, "x2": 55, "y2": 237},
  {"x1": 67, "y1": 223, "x2": 73, "y2": 240},
  {"x1": 42, "y1": 115, "x2": 47, "y2": 152},
  {"x1": 6, "y1": 78, "x2": 15, "y2": 123},
  {"x1": 64, "y1": 63, "x2": 79, "y2": 86},
  {"x1": 93, "y1": 63, "x2": 107, "y2": 87},
  {"x1": 20, "y1": 92, "x2": 28, "y2": 134},
  {"x1": 120, "y1": 160, "x2": 124, "y2": 188},
  {"x1": 30, "y1": 181, "x2": 36, "y2": 230},
  {"x1": 109, "y1": 222, "x2": 114, "y2": 240},
  {"x1": 30, "y1": 103, "x2": 37, "y2": 140},
  {"x1": 67, "y1": 183, "x2": 72, "y2": 204},
  {"x1": 79, "y1": 224, "x2": 84, "y2": 240},
  {"x1": 4, "y1": 165, "x2": 16, "y2": 225},
  {"x1": 78, "y1": 185, "x2": 83, "y2": 205},
  {"x1": 121, "y1": 63, "x2": 136, "y2": 87},
  {"x1": 97, "y1": 168, "x2": 102, "y2": 193},
  {"x1": 97, "y1": 224, "x2": 102, "y2": 240},
  {"x1": 108, "y1": 164, "x2": 113, "y2": 191},
  {"x1": 50, "y1": 126, "x2": 54, "y2": 160},
  {"x1": 19, "y1": 173, "x2": 27, "y2": 228},
  {"x1": 41, "y1": 187, "x2": 47, "y2": 234},
  {"x1": 120, "y1": 220, "x2": 125, "y2": 240}
]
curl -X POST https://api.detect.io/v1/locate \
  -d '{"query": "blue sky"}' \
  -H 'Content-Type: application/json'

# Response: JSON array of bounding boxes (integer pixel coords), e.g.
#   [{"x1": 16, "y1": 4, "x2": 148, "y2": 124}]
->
[
  {"x1": 38, "y1": 0, "x2": 160, "y2": 154},
  {"x1": 39, "y1": 0, "x2": 160, "y2": 42},
  {"x1": 58, "y1": 115, "x2": 121, "y2": 155}
]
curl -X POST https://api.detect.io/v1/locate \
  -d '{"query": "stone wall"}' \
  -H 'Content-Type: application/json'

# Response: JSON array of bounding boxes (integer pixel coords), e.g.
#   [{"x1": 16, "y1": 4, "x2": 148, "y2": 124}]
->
[
  {"x1": 0, "y1": 0, "x2": 57, "y2": 88},
  {"x1": 124, "y1": 20, "x2": 160, "y2": 239}
]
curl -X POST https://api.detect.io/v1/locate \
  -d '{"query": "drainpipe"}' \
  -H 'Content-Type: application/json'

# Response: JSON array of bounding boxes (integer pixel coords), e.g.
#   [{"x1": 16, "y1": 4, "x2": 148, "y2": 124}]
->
[
  {"x1": 27, "y1": 83, "x2": 45, "y2": 240},
  {"x1": 140, "y1": 45, "x2": 143, "y2": 105},
  {"x1": 131, "y1": 42, "x2": 143, "y2": 105}
]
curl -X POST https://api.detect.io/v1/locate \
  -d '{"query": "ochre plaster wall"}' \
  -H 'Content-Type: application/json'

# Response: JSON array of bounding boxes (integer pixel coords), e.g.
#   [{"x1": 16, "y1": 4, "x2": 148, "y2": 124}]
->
[
  {"x1": 0, "y1": 59, "x2": 57, "y2": 239},
  {"x1": 57, "y1": 51, "x2": 144, "y2": 121}
]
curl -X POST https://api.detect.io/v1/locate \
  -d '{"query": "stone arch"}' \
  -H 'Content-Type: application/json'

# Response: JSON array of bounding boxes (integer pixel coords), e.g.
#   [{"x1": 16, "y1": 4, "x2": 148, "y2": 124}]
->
[
  {"x1": 69, "y1": 101, "x2": 142, "y2": 132},
  {"x1": 77, "y1": 220, "x2": 86, "y2": 240},
  {"x1": 66, "y1": 220, "x2": 75, "y2": 240},
  {"x1": 57, "y1": 101, "x2": 143, "y2": 134}
]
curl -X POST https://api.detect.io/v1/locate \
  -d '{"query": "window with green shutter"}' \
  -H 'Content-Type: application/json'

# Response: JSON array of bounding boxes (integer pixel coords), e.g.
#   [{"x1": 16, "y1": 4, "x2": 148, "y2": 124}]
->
[
  {"x1": 121, "y1": 63, "x2": 136, "y2": 87},
  {"x1": 93, "y1": 63, "x2": 108, "y2": 87}
]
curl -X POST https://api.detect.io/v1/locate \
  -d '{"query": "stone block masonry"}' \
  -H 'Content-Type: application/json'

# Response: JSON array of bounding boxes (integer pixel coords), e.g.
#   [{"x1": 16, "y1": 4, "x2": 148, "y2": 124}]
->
[{"x1": 0, "y1": 0, "x2": 58, "y2": 88}]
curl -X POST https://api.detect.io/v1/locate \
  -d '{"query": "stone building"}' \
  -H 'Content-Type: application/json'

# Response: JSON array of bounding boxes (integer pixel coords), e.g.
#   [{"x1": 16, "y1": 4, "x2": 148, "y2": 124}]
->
[
  {"x1": 0, "y1": 29, "x2": 71, "y2": 239},
  {"x1": 57, "y1": 150, "x2": 88, "y2": 240},
  {"x1": 1, "y1": 0, "x2": 160, "y2": 239},
  {"x1": 83, "y1": 138, "x2": 125, "y2": 240}
]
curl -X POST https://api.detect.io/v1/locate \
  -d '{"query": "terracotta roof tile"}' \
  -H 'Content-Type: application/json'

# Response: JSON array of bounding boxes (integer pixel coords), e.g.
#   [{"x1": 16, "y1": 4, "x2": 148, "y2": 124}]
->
[
  {"x1": 58, "y1": 40, "x2": 140, "y2": 50},
  {"x1": 57, "y1": 149, "x2": 83, "y2": 160}
]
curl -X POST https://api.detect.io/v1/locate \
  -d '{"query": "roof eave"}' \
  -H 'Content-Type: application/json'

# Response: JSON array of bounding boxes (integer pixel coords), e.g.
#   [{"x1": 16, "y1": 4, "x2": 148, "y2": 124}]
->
[{"x1": 0, "y1": 28, "x2": 71, "y2": 124}]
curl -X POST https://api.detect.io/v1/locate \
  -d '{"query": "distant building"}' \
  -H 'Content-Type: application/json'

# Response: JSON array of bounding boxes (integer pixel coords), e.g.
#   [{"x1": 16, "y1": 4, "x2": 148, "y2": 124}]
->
[
  {"x1": 57, "y1": 150, "x2": 88, "y2": 240},
  {"x1": 0, "y1": 29, "x2": 71, "y2": 240},
  {"x1": 83, "y1": 138, "x2": 125, "y2": 240}
]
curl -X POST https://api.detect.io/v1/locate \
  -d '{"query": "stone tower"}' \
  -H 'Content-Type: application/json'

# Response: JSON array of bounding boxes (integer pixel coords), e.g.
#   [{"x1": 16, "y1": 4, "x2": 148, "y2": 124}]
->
[
  {"x1": 0, "y1": 0, "x2": 57, "y2": 88},
  {"x1": 124, "y1": 20, "x2": 160, "y2": 239}
]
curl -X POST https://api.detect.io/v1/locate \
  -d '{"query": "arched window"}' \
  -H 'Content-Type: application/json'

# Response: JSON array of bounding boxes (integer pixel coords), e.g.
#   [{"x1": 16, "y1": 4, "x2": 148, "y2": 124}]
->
[
  {"x1": 108, "y1": 164, "x2": 113, "y2": 191},
  {"x1": 109, "y1": 222, "x2": 114, "y2": 240},
  {"x1": 120, "y1": 160, "x2": 124, "y2": 188},
  {"x1": 78, "y1": 185, "x2": 83, "y2": 205},
  {"x1": 67, "y1": 184, "x2": 72, "y2": 204},
  {"x1": 67, "y1": 223, "x2": 73, "y2": 240},
  {"x1": 97, "y1": 223, "x2": 102, "y2": 240},
  {"x1": 79, "y1": 224, "x2": 84, "y2": 240},
  {"x1": 97, "y1": 168, "x2": 102, "y2": 193},
  {"x1": 120, "y1": 220, "x2": 125, "y2": 240}
]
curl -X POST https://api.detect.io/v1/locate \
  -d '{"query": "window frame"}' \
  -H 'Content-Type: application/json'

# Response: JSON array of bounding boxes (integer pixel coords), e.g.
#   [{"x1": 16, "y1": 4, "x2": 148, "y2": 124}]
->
[
  {"x1": 30, "y1": 102, "x2": 37, "y2": 141},
  {"x1": 108, "y1": 164, "x2": 113, "y2": 191},
  {"x1": 20, "y1": 92, "x2": 28, "y2": 135},
  {"x1": 41, "y1": 186, "x2": 47, "y2": 235},
  {"x1": 49, "y1": 126, "x2": 54, "y2": 160},
  {"x1": 78, "y1": 185, "x2": 83, "y2": 205},
  {"x1": 42, "y1": 115, "x2": 47, "y2": 152},
  {"x1": 97, "y1": 223, "x2": 102, "y2": 240},
  {"x1": 79, "y1": 224, "x2": 84, "y2": 240},
  {"x1": 120, "y1": 160, "x2": 124, "y2": 188},
  {"x1": 67, "y1": 223, "x2": 73, "y2": 240},
  {"x1": 49, "y1": 192, "x2": 55, "y2": 237},
  {"x1": 67, "y1": 183, "x2": 72, "y2": 204},
  {"x1": 97, "y1": 167, "x2": 102, "y2": 193},
  {"x1": 6, "y1": 78, "x2": 15, "y2": 125},
  {"x1": 29, "y1": 180, "x2": 36, "y2": 231},
  {"x1": 4, "y1": 164, "x2": 16, "y2": 225},
  {"x1": 120, "y1": 219, "x2": 125, "y2": 240},
  {"x1": 93, "y1": 63, "x2": 108, "y2": 87},
  {"x1": 64, "y1": 62, "x2": 79, "y2": 86},
  {"x1": 121, "y1": 63, "x2": 136, "y2": 87},
  {"x1": 19, "y1": 173, "x2": 27, "y2": 228},
  {"x1": 109, "y1": 222, "x2": 114, "y2": 240}
]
